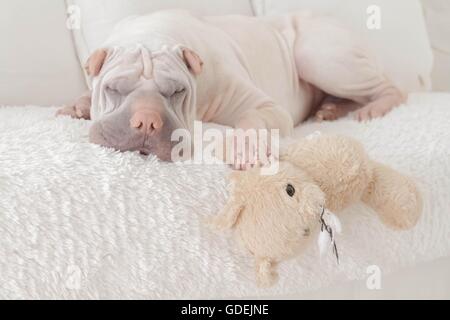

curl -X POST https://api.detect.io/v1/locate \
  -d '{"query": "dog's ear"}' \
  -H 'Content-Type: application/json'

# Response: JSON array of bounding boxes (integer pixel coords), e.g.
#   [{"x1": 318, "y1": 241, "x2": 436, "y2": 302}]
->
[
  {"x1": 85, "y1": 48, "x2": 109, "y2": 77},
  {"x1": 182, "y1": 48, "x2": 204, "y2": 75}
]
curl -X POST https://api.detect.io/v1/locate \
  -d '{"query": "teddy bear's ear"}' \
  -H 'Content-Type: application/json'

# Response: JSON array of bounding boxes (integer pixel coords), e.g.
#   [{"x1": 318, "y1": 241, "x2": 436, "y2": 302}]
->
[{"x1": 208, "y1": 196, "x2": 244, "y2": 231}]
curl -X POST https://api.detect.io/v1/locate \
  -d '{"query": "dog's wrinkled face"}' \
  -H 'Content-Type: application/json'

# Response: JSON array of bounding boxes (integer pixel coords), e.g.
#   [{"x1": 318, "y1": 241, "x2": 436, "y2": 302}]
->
[{"x1": 87, "y1": 45, "x2": 203, "y2": 161}]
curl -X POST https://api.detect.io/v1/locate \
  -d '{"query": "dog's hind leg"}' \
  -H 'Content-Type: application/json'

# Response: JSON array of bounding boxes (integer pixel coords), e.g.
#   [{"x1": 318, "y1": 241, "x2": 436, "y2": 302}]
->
[
  {"x1": 293, "y1": 15, "x2": 405, "y2": 122},
  {"x1": 314, "y1": 97, "x2": 361, "y2": 122}
]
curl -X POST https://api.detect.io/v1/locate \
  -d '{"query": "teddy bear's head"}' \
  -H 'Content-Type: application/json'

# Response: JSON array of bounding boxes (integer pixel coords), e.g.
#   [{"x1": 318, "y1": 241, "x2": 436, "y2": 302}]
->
[{"x1": 214, "y1": 162, "x2": 326, "y2": 262}]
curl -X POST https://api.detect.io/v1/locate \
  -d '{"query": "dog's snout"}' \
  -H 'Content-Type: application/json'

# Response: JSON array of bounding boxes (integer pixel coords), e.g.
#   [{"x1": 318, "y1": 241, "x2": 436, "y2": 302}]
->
[
  {"x1": 88, "y1": 105, "x2": 175, "y2": 161},
  {"x1": 130, "y1": 110, "x2": 164, "y2": 134},
  {"x1": 89, "y1": 119, "x2": 145, "y2": 152}
]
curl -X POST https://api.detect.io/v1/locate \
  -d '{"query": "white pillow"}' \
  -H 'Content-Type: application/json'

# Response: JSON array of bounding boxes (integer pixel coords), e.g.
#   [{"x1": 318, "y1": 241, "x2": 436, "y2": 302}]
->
[
  {"x1": 251, "y1": 0, "x2": 433, "y2": 93},
  {"x1": 68, "y1": 0, "x2": 254, "y2": 85},
  {"x1": 421, "y1": 0, "x2": 450, "y2": 91},
  {"x1": 0, "y1": 0, "x2": 86, "y2": 106}
]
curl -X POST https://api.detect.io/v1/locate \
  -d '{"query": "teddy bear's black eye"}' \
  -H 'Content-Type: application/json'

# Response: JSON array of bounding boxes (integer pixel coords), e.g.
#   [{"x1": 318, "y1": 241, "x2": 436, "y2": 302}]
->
[{"x1": 286, "y1": 184, "x2": 296, "y2": 197}]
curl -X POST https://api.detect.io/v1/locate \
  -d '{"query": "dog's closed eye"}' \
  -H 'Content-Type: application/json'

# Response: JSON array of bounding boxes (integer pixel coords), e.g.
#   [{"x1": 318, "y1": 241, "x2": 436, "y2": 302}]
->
[
  {"x1": 105, "y1": 85, "x2": 129, "y2": 97},
  {"x1": 106, "y1": 86, "x2": 119, "y2": 94}
]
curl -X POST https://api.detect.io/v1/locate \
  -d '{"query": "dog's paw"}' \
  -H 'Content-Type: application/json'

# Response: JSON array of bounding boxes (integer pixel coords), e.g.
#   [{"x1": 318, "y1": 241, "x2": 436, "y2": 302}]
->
[
  {"x1": 354, "y1": 103, "x2": 394, "y2": 122},
  {"x1": 315, "y1": 103, "x2": 339, "y2": 122},
  {"x1": 227, "y1": 130, "x2": 274, "y2": 171},
  {"x1": 56, "y1": 98, "x2": 91, "y2": 120},
  {"x1": 56, "y1": 105, "x2": 78, "y2": 118}
]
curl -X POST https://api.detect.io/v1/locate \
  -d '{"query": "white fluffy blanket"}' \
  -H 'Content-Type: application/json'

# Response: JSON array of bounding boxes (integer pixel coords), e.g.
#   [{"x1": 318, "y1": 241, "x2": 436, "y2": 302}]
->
[{"x1": 0, "y1": 93, "x2": 449, "y2": 299}]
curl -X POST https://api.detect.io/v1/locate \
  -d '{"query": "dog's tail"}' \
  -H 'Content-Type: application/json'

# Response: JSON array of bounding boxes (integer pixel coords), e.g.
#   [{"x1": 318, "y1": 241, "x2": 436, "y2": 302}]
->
[{"x1": 362, "y1": 162, "x2": 423, "y2": 230}]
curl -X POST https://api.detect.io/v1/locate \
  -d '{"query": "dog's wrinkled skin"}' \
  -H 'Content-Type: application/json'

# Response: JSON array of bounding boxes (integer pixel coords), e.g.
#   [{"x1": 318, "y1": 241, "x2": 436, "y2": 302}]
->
[
  {"x1": 57, "y1": 10, "x2": 405, "y2": 165},
  {"x1": 88, "y1": 87, "x2": 177, "y2": 160}
]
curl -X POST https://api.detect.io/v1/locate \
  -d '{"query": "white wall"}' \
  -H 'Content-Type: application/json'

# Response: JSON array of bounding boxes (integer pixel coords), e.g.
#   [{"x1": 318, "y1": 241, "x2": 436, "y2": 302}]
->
[
  {"x1": 421, "y1": 0, "x2": 450, "y2": 92},
  {"x1": 0, "y1": 0, "x2": 86, "y2": 106}
]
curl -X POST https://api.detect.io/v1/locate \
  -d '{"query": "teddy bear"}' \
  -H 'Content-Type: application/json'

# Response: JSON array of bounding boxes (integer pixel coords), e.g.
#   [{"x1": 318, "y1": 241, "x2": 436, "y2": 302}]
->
[{"x1": 210, "y1": 134, "x2": 422, "y2": 287}]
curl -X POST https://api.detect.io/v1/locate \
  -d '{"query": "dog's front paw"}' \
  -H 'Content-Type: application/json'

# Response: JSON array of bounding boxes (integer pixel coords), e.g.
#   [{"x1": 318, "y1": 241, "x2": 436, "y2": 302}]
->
[
  {"x1": 56, "y1": 97, "x2": 91, "y2": 120},
  {"x1": 56, "y1": 105, "x2": 78, "y2": 119}
]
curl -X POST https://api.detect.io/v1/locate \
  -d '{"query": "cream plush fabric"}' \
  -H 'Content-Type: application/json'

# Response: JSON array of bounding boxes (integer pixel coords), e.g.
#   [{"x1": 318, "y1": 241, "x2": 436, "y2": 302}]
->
[
  {"x1": 252, "y1": 0, "x2": 433, "y2": 94},
  {"x1": 0, "y1": 93, "x2": 449, "y2": 299}
]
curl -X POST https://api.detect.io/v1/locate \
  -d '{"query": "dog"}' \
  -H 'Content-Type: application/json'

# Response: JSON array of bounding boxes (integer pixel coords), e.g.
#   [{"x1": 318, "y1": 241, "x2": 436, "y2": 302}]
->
[{"x1": 57, "y1": 10, "x2": 405, "y2": 166}]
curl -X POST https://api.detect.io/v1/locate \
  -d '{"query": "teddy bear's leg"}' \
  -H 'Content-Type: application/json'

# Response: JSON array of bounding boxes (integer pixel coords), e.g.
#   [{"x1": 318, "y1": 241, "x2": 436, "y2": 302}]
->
[
  {"x1": 363, "y1": 162, "x2": 423, "y2": 230},
  {"x1": 283, "y1": 135, "x2": 374, "y2": 212},
  {"x1": 255, "y1": 258, "x2": 279, "y2": 288}
]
